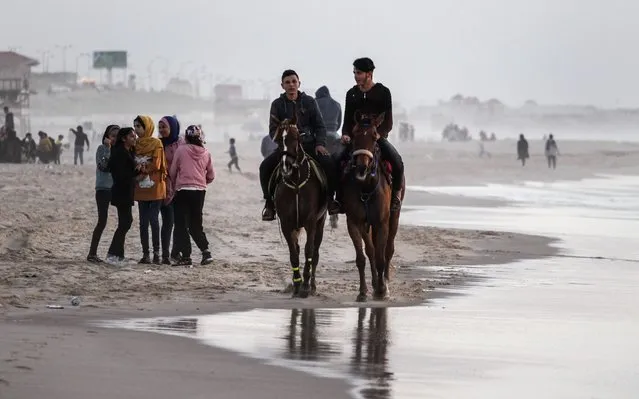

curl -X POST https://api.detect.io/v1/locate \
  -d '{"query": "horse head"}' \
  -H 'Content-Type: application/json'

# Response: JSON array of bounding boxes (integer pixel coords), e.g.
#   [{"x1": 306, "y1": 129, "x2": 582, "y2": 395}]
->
[
  {"x1": 271, "y1": 112, "x2": 303, "y2": 178},
  {"x1": 351, "y1": 112, "x2": 384, "y2": 182}
]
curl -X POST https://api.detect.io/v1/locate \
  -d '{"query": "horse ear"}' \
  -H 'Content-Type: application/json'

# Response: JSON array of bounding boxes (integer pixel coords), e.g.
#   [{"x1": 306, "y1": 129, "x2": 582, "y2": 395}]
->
[{"x1": 374, "y1": 112, "x2": 385, "y2": 128}]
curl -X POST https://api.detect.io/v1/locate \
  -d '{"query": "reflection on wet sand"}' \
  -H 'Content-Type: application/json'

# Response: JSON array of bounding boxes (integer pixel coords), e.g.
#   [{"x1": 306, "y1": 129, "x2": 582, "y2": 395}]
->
[
  {"x1": 150, "y1": 317, "x2": 198, "y2": 334},
  {"x1": 284, "y1": 308, "x2": 340, "y2": 361},
  {"x1": 284, "y1": 307, "x2": 392, "y2": 399},
  {"x1": 351, "y1": 308, "x2": 392, "y2": 399}
]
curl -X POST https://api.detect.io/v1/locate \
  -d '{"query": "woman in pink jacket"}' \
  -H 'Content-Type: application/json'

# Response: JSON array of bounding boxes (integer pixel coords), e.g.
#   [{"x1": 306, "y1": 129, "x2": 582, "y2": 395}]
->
[{"x1": 169, "y1": 125, "x2": 215, "y2": 266}]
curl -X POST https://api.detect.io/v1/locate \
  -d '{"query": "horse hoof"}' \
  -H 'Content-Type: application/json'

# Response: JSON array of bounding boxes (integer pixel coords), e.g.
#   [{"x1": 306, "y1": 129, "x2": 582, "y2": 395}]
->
[
  {"x1": 356, "y1": 294, "x2": 367, "y2": 302},
  {"x1": 299, "y1": 290, "x2": 309, "y2": 299},
  {"x1": 373, "y1": 291, "x2": 390, "y2": 301}
]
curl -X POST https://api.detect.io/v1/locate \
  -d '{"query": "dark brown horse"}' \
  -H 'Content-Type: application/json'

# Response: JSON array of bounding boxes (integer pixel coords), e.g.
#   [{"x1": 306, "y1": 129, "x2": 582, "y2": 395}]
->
[
  {"x1": 341, "y1": 113, "x2": 405, "y2": 301},
  {"x1": 271, "y1": 113, "x2": 328, "y2": 298}
]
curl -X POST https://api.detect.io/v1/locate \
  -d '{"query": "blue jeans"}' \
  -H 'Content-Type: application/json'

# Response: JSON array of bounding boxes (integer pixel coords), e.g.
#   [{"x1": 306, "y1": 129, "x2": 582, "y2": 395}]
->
[{"x1": 138, "y1": 200, "x2": 162, "y2": 255}]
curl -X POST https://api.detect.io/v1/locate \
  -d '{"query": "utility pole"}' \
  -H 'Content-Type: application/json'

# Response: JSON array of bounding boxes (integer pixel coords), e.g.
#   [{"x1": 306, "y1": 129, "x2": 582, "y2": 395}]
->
[{"x1": 56, "y1": 44, "x2": 72, "y2": 72}]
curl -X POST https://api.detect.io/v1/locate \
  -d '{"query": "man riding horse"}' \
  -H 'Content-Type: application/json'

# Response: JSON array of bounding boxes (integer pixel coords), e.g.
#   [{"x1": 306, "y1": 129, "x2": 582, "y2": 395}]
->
[
  {"x1": 259, "y1": 69, "x2": 337, "y2": 221},
  {"x1": 329, "y1": 57, "x2": 405, "y2": 215}
]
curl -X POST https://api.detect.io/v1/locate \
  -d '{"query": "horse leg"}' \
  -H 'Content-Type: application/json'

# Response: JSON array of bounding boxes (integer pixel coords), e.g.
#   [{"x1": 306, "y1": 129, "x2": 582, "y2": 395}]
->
[
  {"x1": 300, "y1": 223, "x2": 316, "y2": 299},
  {"x1": 373, "y1": 224, "x2": 390, "y2": 300},
  {"x1": 310, "y1": 213, "x2": 327, "y2": 295},
  {"x1": 362, "y1": 225, "x2": 378, "y2": 293},
  {"x1": 346, "y1": 217, "x2": 368, "y2": 302},
  {"x1": 283, "y1": 227, "x2": 302, "y2": 297},
  {"x1": 386, "y1": 209, "x2": 400, "y2": 280}
]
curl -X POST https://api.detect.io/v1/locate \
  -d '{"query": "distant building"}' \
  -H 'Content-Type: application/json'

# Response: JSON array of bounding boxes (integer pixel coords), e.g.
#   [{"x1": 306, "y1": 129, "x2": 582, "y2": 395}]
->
[
  {"x1": 165, "y1": 77, "x2": 193, "y2": 96},
  {"x1": 0, "y1": 51, "x2": 39, "y2": 134}
]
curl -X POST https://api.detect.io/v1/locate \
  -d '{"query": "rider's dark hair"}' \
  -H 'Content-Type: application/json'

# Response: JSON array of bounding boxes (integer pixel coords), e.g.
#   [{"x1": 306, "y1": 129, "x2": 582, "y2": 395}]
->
[
  {"x1": 281, "y1": 69, "x2": 299, "y2": 81},
  {"x1": 353, "y1": 57, "x2": 375, "y2": 73}
]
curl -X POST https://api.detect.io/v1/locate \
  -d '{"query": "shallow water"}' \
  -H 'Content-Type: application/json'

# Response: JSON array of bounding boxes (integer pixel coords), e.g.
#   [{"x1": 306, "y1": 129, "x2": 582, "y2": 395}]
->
[{"x1": 100, "y1": 174, "x2": 639, "y2": 399}]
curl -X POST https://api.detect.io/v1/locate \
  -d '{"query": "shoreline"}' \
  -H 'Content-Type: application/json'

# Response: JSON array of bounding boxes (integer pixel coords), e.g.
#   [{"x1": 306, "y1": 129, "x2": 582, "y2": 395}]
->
[{"x1": 0, "y1": 139, "x2": 631, "y2": 399}]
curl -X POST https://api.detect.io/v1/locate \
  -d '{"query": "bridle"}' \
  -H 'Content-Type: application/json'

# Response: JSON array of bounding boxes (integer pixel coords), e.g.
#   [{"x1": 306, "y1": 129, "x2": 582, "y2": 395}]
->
[{"x1": 350, "y1": 123, "x2": 379, "y2": 178}]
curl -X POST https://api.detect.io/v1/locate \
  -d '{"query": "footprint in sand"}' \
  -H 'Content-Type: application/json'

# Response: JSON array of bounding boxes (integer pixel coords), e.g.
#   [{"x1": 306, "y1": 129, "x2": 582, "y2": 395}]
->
[{"x1": 14, "y1": 365, "x2": 33, "y2": 371}]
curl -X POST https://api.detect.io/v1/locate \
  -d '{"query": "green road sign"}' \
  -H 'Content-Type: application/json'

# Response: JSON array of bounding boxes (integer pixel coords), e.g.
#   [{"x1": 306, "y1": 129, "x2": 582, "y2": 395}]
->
[{"x1": 92, "y1": 51, "x2": 128, "y2": 69}]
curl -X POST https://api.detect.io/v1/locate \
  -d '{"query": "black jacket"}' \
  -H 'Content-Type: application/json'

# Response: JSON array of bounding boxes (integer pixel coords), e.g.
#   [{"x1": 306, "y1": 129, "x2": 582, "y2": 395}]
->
[
  {"x1": 268, "y1": 91, "x2": 327, "y2": 147},
  {"x1": 342, "y1": 83, "x2": 393, "y2": 138},
  {"x1": 108, "y1": 145, "x2": 137, "y2": 207},
  {"x1": 314, "y1": 86, "x2": 342, "y2": 133}
]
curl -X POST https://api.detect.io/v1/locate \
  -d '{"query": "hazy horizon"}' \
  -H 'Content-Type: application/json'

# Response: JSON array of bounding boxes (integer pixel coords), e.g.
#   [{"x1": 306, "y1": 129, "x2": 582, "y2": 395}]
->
[{"x1": 3, "y1": 0, "x2": 638, "y2": 108}]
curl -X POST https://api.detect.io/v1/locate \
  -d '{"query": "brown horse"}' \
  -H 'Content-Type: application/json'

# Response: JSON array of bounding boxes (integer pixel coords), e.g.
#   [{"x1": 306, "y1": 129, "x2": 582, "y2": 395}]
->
[
  {"x1": 341, "y1": 113, "x2": 405, "y2": 301},
  {"x1": 271, "y1": 113, "x2": 328, "y2": 298}
]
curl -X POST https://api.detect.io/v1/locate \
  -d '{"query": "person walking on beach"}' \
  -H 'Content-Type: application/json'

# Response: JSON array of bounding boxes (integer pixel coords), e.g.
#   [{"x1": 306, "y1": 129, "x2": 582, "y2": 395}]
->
[
  {"x1": 87, "y1": 125, "x2": 119, "y2": 263},
  {"x1": 105, "y1": 127, "x2": 138, "y2": 266},
  {"x1": 69, "y1": 125, "x2": 90, "y2": 165},
  {"x1": 227, "y1": 138, "x2": 241, "y2": 173},
  {"x1": 158, "y1": 115, "x2": 183, "y2": 264},
  {"x1": 169, "y1": 125, "x2": 215, "y2": 266},
  {"x1": 517, "y1": 134, "x2": 529, "y2": 166},
  {"x1": 545, "y1": 134, "x2": 559, "y2": 169},
  {"x1": 133, "y1": 115, "x2": 167, "y2": 265}
]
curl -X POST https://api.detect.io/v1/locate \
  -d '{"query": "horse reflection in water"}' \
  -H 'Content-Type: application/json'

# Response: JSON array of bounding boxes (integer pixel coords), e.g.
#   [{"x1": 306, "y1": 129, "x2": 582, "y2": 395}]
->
[
  {"x1": 351, "y1": 308, "x2": 392, "y2": 399},
  {"x1": 284, "y1": 308, "x2": 339, "y2": 361},
  {"x1": 284, "y1": 307, "x2": 392, "y2": 399}
]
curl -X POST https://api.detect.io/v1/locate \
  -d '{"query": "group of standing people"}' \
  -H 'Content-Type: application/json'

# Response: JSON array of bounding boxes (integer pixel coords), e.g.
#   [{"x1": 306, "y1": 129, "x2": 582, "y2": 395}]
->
[
  {"x1": 517, "y1": 134, "x2": 560, "y2": 168},
  {"x1": 87, "y1": 116, "x2": 215, "y2": 267}
]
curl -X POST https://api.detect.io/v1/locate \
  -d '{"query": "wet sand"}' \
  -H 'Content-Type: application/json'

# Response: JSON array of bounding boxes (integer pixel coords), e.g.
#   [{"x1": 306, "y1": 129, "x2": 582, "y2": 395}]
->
[{"x1": 1, "y1": 138, "x2": 638, "y2": 398}]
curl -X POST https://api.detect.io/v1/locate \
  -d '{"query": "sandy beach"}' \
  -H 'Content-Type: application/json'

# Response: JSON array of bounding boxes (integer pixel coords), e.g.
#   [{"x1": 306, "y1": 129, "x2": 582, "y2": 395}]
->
[{"x1": 1, "y1": 137, "x2": 639, "y2": 398}]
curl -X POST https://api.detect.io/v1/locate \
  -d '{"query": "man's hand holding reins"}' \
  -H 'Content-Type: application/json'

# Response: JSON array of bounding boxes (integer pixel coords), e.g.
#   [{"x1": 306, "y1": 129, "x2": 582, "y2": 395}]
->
[
  {"x1": 315, "y1": 145, "x2": 329, "y2": 156},
  {"x1": 341, "y1": 135, "x2": 351, "y2": 144}
]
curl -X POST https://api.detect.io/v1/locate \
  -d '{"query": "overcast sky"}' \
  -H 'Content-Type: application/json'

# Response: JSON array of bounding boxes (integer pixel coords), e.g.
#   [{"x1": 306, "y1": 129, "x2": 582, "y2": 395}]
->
[{"x1": 3, "y1": 0, "x2": 638, "y2": 108}]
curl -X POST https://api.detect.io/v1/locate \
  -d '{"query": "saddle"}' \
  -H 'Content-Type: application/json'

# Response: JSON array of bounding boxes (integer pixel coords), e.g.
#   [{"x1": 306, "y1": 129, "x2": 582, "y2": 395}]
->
[{"x1": 268, "y1": 157, "x2": 328, "y2": 198}]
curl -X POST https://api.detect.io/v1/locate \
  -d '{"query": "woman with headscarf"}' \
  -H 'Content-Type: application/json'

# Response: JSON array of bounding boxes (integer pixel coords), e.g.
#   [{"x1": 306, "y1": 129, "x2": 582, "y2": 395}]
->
[
  {"x1": 133, "y1": 115, "x2": 167, "y2": 264},
  {"x1": 158, "y1": 115, "x2": 182, "y2": 264},
  {"x1": 87, "y1": 124, "x2": 119, "y2": 263},
  {"x1": 36, "y1": 131, "x2": 53, "y2": 163},
  {"x1": 169, "y1": 125, "x2": 215, "y2": 266},
  {"x1": 105, "y1": 127, "x2": 138, "y2": 266}
]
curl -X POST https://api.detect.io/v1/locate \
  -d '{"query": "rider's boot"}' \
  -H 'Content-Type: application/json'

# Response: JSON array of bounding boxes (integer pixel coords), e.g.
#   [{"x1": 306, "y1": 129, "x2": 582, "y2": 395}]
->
[
  {"x1": 262, "y1": 199, "x2": 276, "y2": 221},
  {"x1": 390, "y1": 190, "x2": 402, "y2": 212},
  {"x1": 328, "y1": 190, "x2": 343, "y2": 215}
]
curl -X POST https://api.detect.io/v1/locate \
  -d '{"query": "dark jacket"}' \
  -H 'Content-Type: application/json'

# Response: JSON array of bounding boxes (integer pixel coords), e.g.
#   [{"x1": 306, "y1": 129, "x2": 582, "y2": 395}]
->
[
  {"x1": 342, "y1": 83, "x2": 393, "y2": 138},
  {"x1": 314, "y1": 86, "x2": 342, "y2": 133},
  {"x1": 268, "y1": 91, "x2": 327, "y2": 147},
  {"x1": 517, "y1": 138, "x2": 529, "y2": 159},
  {"x1": 71, "y1": 128, "x2": 90, "y2": 148},
  {"x1": 108, "y1": 144, "x2": 137, "y2": 207}
]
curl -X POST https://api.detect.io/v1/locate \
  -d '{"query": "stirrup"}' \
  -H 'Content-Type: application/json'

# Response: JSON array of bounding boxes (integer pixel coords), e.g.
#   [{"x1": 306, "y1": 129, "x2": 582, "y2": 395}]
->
[
  {"x1": 262, "y1": 205, "x2": 276, "y2": 221},
  {"x1": 328, "y1": 200, "x2": 342, "y2": 215}
]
